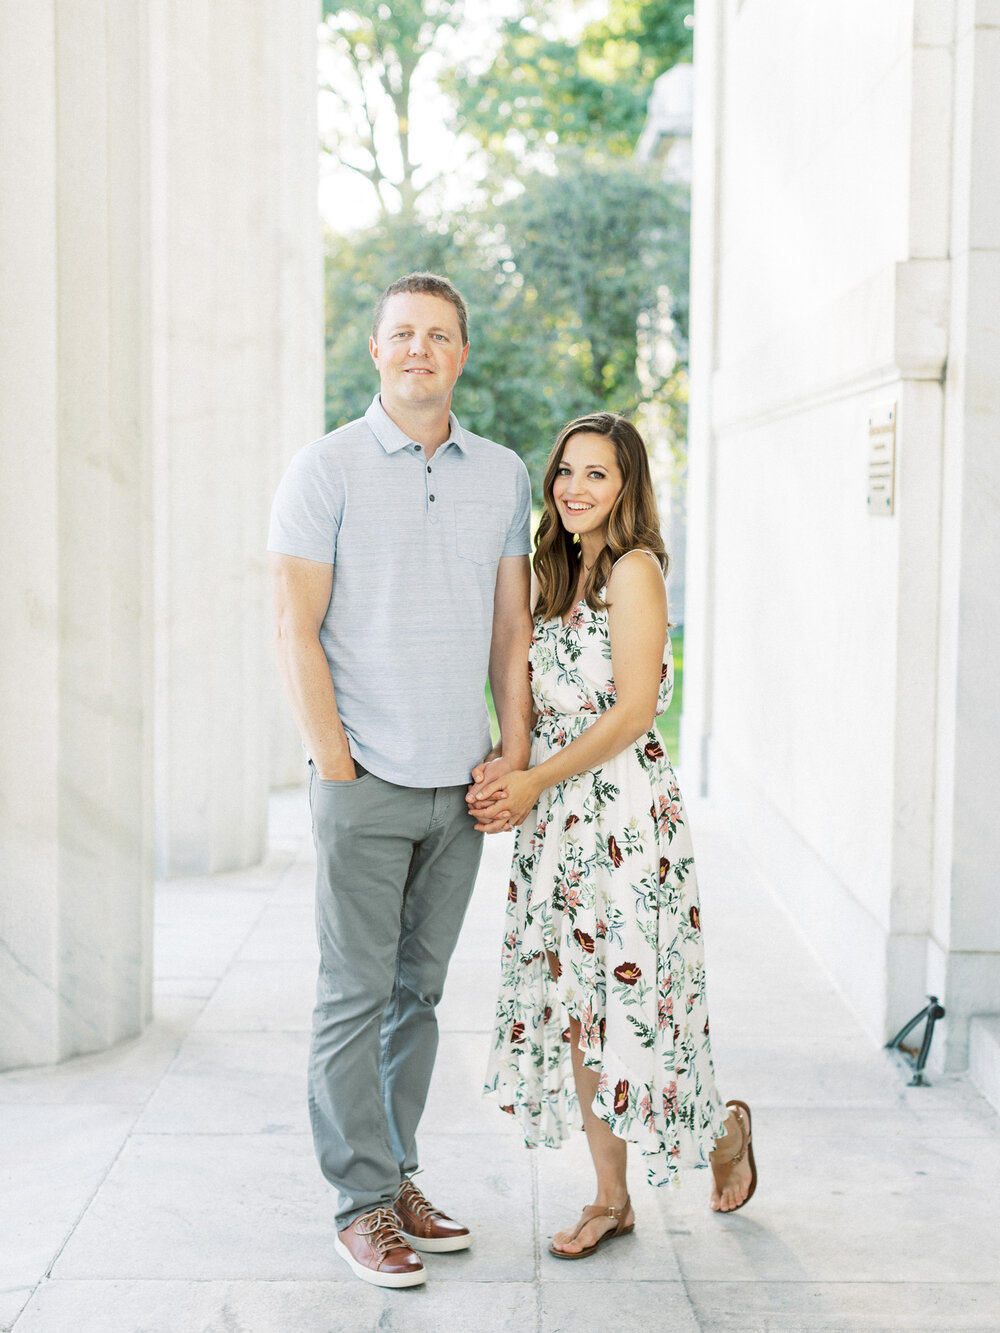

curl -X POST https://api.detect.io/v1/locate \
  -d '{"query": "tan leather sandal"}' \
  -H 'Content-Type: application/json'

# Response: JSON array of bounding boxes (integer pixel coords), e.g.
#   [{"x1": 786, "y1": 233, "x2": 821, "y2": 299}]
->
[
  {"x1": 711, "y1": 1098, "x2": 757, "y2": 1212},
  {"x1": 548, "y1": 1196, "x2": 635, "y2": 1259}
]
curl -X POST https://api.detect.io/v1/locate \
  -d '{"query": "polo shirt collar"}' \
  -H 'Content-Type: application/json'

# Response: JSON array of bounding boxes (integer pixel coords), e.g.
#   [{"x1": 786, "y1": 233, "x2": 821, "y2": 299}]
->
[{"x1": 365, "y1": 394, "x2": 468, "y2": 455}]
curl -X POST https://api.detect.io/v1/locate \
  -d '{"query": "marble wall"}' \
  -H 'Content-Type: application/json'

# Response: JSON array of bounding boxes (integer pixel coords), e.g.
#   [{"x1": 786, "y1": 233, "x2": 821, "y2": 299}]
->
[
  {"x1": 0, "y1": 0, "x2": 322, "y2": 1068},
  {"x1": 685, "y1": 0, "x2": 1000, "y2": 1067}
]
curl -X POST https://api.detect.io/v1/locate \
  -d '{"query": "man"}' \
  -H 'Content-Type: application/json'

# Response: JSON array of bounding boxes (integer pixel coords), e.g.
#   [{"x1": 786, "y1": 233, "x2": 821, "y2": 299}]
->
[{"x1": 267, "y1": 273, "x2": 533, "y2": 1288}]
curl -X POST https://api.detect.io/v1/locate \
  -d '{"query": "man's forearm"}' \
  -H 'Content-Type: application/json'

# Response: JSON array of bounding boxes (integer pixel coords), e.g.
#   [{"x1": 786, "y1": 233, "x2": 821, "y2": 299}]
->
[
  {"x1": 489, "y1": 631, "x2": 533, "y2": 768},
  {"x1": 275, "y1": 628, "x2": 354, "y2": 779}
]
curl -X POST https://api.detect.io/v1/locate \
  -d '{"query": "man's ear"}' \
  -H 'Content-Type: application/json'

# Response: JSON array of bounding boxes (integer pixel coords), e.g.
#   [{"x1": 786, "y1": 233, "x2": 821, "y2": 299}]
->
[
  {"x1": 369, "y1": 335, "x2": 379, "y2": 365},
  {"x1": 458, "y1": 342, "x2": 470, "y2": 375}
]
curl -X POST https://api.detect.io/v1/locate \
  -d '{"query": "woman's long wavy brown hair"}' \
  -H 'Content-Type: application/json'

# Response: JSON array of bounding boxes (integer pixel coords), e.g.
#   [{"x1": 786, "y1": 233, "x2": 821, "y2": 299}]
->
[{"x1": 534, "y1": 413, "x2": 668, "y2": 623}]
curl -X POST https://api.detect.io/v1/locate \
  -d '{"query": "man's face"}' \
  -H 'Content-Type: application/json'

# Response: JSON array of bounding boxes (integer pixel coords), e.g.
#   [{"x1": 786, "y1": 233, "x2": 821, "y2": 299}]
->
[{"x1": 370, "y1": 292, "x2": 470, "y2": 413}]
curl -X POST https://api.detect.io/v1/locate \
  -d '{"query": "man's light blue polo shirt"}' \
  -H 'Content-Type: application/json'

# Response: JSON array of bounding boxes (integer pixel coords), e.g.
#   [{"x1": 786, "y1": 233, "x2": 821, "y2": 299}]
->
[{"x1": 268, "y1": 395, "x2": 533, "y2": 787}]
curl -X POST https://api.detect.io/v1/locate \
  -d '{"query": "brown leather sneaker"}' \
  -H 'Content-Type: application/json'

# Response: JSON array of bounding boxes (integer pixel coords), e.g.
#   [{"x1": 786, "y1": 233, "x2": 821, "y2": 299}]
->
[
  {"x1": 334, "y1": 1206, "x2": 427, "y2": 1288},
  {"x1": 393, "y1": 1177, "x2": 472, "y2": 1253}
]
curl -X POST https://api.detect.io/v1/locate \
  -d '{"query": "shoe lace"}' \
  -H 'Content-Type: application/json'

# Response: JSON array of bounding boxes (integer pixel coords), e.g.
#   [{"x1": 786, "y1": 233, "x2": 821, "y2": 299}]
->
[
  {"x1": 355, "y1": 1207, "x2": 407, "y2": 1257},
  {"x1": 396, "y1": 1178, "x2": 439, "y2": 1222}
]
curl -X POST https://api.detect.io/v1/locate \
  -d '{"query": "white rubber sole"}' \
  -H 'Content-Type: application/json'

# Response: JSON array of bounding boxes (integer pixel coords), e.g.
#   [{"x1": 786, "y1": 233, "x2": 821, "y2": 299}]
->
[
  {"x1": 400, "y1": 1229, "x2": 473, "y2": 1253},
  {"x1": 333, "y1": 1236, "x2": 427, "y2": 1288}
]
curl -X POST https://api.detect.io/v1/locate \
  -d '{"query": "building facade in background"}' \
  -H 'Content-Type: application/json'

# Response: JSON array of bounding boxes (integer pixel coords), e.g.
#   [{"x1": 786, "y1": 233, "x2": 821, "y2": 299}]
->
[{"x1": 685, "y1": 0, "x2": 1000, "y2": 1074}]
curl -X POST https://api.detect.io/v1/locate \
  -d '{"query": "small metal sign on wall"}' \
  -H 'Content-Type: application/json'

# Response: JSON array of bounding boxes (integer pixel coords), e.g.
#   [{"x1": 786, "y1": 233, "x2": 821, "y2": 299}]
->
[{"x1": 867, "y1": 402, "x2": 896, "y2": 515}]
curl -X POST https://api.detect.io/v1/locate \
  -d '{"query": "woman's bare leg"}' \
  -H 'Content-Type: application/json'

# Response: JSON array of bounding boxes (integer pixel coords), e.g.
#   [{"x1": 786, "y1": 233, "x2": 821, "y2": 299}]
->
[{"x1": 550, "y1": 1013, "x2": 635, "y2": 1254}]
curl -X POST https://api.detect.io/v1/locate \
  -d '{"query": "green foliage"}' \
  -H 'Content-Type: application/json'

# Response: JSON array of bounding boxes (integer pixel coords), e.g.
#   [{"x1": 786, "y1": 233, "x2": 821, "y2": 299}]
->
[
  {"x1": 497, "y1": 155, "x2": 689, "y2": 406},
  {"x1": 447, "y1": 20, "x2": 648, "y2": 164},
  {"x1": 592, "y1": 0, "x2": 694, "y2": 78},
  {"x1": 446, "y1": 0, "x2": 693, "y2": 169}
]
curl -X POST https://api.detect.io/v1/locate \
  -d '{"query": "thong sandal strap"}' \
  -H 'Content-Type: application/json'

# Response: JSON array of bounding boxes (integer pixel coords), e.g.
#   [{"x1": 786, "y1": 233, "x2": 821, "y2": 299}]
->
[{"x1": 716, "y1": 1104, "x2": 749, "y2": 1167}]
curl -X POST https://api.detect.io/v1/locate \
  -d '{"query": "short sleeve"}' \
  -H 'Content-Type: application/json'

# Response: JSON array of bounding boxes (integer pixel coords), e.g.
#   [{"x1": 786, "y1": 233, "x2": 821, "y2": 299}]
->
[
  {"x1": 267, "y1": 441, "x2": 342, "y2": 564},
  {"x1": 501, "y1": 457, "x2": 533, "y2": 558}
]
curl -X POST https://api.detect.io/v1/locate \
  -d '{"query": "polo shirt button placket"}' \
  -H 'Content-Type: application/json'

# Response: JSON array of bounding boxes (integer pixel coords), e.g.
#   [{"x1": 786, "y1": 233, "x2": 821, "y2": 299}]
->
[{"x1": 423, "y1": 447, "x2": 439, "y2": 524}]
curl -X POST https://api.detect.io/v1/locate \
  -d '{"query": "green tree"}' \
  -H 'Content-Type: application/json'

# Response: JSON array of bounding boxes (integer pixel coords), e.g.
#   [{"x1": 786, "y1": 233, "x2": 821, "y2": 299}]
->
[
  {"x1": 319, "y1": 0, "x2": 463, "y2": 216},
  {"x1": 446, "y1": 0, "x2": 693, "y2": 172},
  {"x1": 595, "y1": 0, "x2": 694, "y2": 78},
  {"x1": 497, "y1": 155, "x2": 690, "y2": 408},
  {"x1": 446, "y1": 19, "x2": 647, "y2": 168}
]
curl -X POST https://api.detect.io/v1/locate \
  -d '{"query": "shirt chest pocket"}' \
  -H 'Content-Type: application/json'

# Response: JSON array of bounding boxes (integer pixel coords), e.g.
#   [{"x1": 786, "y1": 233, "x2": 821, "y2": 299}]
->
[{"x1": 454, "y1": 501, "x2": 505, "y2": 566}]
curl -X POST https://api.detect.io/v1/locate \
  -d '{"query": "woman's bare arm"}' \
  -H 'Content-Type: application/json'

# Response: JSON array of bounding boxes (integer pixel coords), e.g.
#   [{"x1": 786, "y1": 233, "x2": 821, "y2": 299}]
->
[{"x1": 472, "y1": 552, "x2": 667, "y2": 825}]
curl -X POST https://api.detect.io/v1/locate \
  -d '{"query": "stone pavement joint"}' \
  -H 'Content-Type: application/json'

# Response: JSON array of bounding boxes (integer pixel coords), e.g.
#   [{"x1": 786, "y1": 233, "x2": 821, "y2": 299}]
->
[{"x1": 2, "y1": 789, "x2": 999, "y2": 1332}]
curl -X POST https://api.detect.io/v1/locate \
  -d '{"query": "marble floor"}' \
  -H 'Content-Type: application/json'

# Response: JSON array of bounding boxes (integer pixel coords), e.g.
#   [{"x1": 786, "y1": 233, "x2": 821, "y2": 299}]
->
[{"x1": 3, "y1": 789, "x2": 998, "y2": 1333}]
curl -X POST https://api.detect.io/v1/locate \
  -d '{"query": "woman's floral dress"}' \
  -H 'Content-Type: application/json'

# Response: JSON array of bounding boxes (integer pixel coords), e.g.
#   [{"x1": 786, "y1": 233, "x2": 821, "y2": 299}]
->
[{"x1": 485, "y1": 561, "x2": 728, "y2": 1186}]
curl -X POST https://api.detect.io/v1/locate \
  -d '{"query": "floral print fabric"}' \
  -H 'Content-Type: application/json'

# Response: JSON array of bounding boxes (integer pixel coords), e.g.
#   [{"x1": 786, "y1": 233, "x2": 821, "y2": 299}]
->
[{"x1": 485, "y1": 580, "x2": 727, "y2": 1186}]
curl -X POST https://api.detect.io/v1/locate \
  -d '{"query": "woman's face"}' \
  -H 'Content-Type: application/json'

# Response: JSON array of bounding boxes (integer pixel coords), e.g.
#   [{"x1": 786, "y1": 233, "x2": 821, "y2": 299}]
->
[{"x1": 551, "y1": 432, "x2": 624, "y2": 543}]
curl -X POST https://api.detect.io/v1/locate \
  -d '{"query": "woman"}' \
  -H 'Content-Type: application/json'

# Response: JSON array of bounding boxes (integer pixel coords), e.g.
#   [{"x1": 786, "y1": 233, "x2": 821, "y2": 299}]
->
[{"x1": 471, "y1": 412, "x2": 755, "y2": 1258}]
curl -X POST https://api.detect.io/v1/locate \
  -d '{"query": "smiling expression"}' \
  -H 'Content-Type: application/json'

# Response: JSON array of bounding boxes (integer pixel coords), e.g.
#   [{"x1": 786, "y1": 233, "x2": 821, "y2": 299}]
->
[
  {"x1": 369, "y1": 292, "x2": 470, "y2": 415},
  {"x1": 551, "y1": 432, "x2": 624, "y2": 542}
]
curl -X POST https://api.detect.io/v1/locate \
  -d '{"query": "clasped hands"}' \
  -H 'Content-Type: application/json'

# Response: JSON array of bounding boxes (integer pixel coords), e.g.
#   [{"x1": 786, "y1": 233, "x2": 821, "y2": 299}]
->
[{"x1": 465, "y1": 753, "x2": 541, "y2": 834}]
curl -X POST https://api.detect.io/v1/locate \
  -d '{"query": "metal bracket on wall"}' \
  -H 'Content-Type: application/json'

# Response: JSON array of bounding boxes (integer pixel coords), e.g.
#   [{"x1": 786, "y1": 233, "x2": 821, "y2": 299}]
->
[{"x1": 885, "y1": 995, "x2": 946, "y2": 1086}]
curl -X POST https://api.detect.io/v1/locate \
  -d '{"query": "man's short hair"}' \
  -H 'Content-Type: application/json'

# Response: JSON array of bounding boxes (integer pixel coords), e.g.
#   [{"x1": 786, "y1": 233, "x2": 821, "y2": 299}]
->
[{"x1": 372, "y1": 272, "x2": 469, "y2": 346}]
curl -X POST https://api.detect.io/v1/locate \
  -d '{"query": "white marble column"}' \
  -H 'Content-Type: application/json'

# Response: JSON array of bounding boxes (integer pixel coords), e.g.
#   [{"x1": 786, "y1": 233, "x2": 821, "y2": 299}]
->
[
  {"x1": 266, "y1": 0, "x2": 326, "y2": 791},
  {"x1": 151, "y1": 0, "x2": 322, "y2": 872},
  {"x1": 930, "y1": 6, "x2": 1000, "y2": 1067},
  {"x1": 681, "y1": 0, "x2": 724, "y2": 799},
  {"x1": 0, "y1": 1, "x2": 153, "y2": 1068}
]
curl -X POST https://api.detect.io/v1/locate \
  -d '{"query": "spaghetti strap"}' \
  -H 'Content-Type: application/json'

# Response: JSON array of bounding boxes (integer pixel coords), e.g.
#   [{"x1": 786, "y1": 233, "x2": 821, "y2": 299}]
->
[{"x1": 611, "y1": 548, "x2": 662, "y2": 570}]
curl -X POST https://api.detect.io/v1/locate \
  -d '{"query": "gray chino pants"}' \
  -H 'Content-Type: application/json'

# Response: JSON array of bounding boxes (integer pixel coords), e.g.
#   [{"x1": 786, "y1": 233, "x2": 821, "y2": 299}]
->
[{"x1": 307, "y1": 764, "x2": 484, "y2": 1229}]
